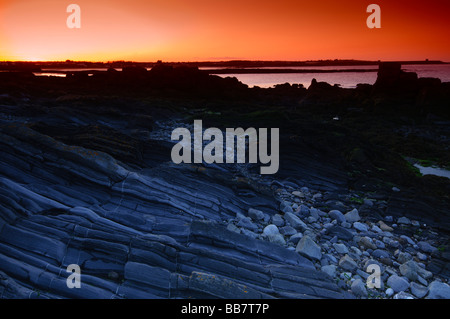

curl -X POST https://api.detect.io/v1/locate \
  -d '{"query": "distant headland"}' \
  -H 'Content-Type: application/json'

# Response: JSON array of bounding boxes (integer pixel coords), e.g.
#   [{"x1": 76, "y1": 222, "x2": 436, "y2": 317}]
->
[{"x1": 0, "y1": 59, "x2": 447, "y2": 73}]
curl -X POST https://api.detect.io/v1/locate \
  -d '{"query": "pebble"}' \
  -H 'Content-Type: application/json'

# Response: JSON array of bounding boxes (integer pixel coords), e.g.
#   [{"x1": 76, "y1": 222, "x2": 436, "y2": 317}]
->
[
  {"x1": 341, "y1": 222, "x2": 352, "y2": 229},
  {"x1": 372, "y1": 249, "x2": 390, "y2": 259},
  {"x1": 387, "y1": 275, "x2": 410, "y2": 293},
  {"x1": 385, "y1": 288, "x2": 394, "y2": 297},
  {"x1": 399, "y1": 260, "x2": 419, "y2": 281},
  {"x1": 298, "y1": 204, "x2": 310, "y2": 217},
  {"x1": 248, "y1": 208, "x2": 266, "y2": 221},
  {"x1": 417, "y1": 241, "x2": 437, "y2": 253},
  {"x1": 397, "y1": 252, "x2": 412, "y2": 264},
  {"x1": 397, "y1": 217, "x2": 411, "y2": 225},
  {"x1": 349, "y1": 246, "x2": 362, "y2": 257},
  {"x1": 300, "y1": 186, "x2": 309, "y2": 193},
  {"x1": 333, "y1": 243, "x2": 349, "y2": 254},
  {"x1": 309, "y1": 208, "x2": 320, "y2": 220},
  {"x1": 379, "y1": 257, "x2": 393, "y2": 266},
  {"x1": 385, "y1": 216, "x2": 394, "y2": 222},
  {"x1": 416, "y1": 252, "x2": 428, "y2": 261},
  {"x1": 393, "y1": 292, "x2": 414, "y2": 299},
  {"x1": 400, "y1": 235, "x2": 415, "y2": 245},
  {"x1": 324, "y1": 253, "x2": 338, "y2": 264},
  {"x1": 284, "y1": 212, "x2": 308, "y2": 231},
  {"x1": 353, "y1": 222, "x2": 369, "y2": 232},
  {"x1": 427, "y1": 281, "x2": 450, "y2": 299},
  {"x1": 327, "y1": 225, "x2": 353, "y2": 241},
  {"x1": 321, "y1": 265, "x2": 337, "y2": 278},
  {"x1": 263, "y1": 224, "x2": 280, "y2": 237},
  {"x1": 232, "y1": 182, "x2": 447, "y2": 300},
  {"x1": 417, "y1": 276, "x2": 428, "y2": 287},
  {"x1": 292, "y1": 191, "x2": 305, "y2": 198},
  {"x1": 288, "y1": 233, "x2": 303, "y2": 245},
  {"x1": 344, "y1": 208, "x2": 361, "y2": 223},
  {"x1": 359, "y1": 236, "x2": 377, "y2": 250},
  {"x1": 410, "y1": 282, "x2": 428, "y2": 298},
  {"x1": 296, "y1": 235, "x2": 322, "y2": 261},
  {"x1": 378, "y1": 220, "x2": 393, "y2": 232},
  {"x1": 388, "y1": 239, "x2": 400, "y2": 248},
  {"x1": 339, "y1": 254, "x2": 358, "y2": 272},
  {"x1": 329, "y1": 210, "x2": 346, "y2": 223},
  {"x1": 411, "y1": 220, "x2": 420, "y2": 227},
  {"x1": 323, "y1": 222, "x2": 334, "y2": 230},
  {"x1": 280, "y1": 201, "x2": 294, "y2": 214},
  {"x1": 351, "y1": 279, "x2": 368, "y2": 298},
  {"x1": 279, "y1": 225, "x2": 297, "y2": 236},
  {"x1": 371, "y1": 225, "x2": 383, "y2": 234},
  {"x1": 356, "y1": 269, "x2": 369, "y2": 280},
  {"x1": 268, "y1": 234, "x2": 286, "y2": 245},
  {"x1": 307, "y1": 216, "x2": 317, "y2": 223},
  {"x1": 237, "y1": 217, "x2": 259, "y2": 232},
  {"x1": 340, "y1": 272, "x2": 353, "y2": 281},
  {"x1": 271, "y1": 214, "x2": 285, "y2": 227},
  {"x1": 375, "y1": 240, "x2": 385, "y2": 249}
]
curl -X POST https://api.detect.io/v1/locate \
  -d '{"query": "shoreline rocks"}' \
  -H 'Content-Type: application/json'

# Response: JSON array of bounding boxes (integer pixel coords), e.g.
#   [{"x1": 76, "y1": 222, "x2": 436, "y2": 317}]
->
[
  {"x1": 225, "y1": 179, "x2": 450, "y2": 299},
  {"x1": 0, "y1": 68, "x2": 449, "y2": 299}
]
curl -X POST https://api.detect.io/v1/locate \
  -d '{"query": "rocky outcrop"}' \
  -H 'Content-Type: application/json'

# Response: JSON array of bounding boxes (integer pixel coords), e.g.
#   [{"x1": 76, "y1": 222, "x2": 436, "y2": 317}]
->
[{"x1": 0, "y1": 112, "x2": 350, "y2": 299}]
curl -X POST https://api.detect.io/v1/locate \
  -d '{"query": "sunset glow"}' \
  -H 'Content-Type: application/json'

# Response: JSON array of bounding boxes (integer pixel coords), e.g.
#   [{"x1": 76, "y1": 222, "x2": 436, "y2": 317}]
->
[{"x1": 1, "y1": 0, "x2": 449, "y2": 62}]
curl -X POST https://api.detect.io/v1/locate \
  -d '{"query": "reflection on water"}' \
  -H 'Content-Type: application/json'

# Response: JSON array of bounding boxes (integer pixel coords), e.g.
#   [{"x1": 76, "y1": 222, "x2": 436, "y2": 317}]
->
[
  {"x1": 217, "y1": 72, "x2": 378, "y2": 89},
  {"x1": 35, "y1": 72, "x2": 66, "y2": 77},
  {"x1": 213, "y1": 64, "x2": 450, "y2": 89},
  {"x1": 414, "y1": 164, "x2": 450, "y2": 179},
  {"x1": 31, "y1": 64, "x2": 450, "y2": 89}
]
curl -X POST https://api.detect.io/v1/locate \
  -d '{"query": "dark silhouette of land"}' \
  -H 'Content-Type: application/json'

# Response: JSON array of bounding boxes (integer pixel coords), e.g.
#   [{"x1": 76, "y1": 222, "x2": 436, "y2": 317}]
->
[{"x1": 0, "y1": 58, "x2": 447, "y2": 72}]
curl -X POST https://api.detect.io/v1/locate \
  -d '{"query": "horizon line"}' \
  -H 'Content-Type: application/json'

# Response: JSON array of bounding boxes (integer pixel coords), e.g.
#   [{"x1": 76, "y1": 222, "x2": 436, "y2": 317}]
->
[{"x1": 1, "y1": 59, "x2": 449, "y2": 64}]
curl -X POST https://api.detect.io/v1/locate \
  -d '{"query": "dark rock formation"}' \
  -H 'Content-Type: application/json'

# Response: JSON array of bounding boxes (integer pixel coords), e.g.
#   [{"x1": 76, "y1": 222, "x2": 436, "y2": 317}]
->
[
  {"x1": 0, "y1": 62, "x2": 448, "y2": 299},
  {"x1": 0, "y1": 106, "x2": 350, "y2": 299}
]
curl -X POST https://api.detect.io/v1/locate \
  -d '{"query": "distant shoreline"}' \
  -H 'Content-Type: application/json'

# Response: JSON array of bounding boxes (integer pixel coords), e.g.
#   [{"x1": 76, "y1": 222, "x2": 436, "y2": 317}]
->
[
  {"x1": 0, "y1": 59, "x2": 448, "y2": 72},
  {"x1": 205, "y1": 68, "x2": 378, "y2": 75}
]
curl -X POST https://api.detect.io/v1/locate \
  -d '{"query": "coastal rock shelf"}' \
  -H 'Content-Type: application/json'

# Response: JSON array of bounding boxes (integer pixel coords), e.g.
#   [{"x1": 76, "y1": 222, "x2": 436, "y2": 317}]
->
[
  {"x1": 0, "y1": 62, "x2": 449, "y2": 299},
  {"x1": 0, "y1": 120, "x2": 350, "y2": 299}
]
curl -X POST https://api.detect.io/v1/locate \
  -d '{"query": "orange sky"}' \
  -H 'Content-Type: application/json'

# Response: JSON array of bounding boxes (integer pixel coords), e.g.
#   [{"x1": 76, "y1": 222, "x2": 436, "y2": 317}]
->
[{"x1": 1, "y1": 0, "x2": 449, "y2": 62}]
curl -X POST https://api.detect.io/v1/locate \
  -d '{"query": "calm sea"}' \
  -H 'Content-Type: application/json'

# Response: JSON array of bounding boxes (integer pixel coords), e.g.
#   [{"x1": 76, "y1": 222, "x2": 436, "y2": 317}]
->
[
  {"x1": 34, "y1": 64, "x2": 450, "y2": 89},
  {"x1": 211, "y1": 64, "x2": 450, "y2": 89}
]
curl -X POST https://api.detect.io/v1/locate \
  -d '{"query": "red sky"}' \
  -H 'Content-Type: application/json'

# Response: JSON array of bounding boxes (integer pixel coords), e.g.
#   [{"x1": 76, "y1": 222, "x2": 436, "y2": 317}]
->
[{"x1": 1, "y1": 0, "x2": 449, "y2": 62}]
